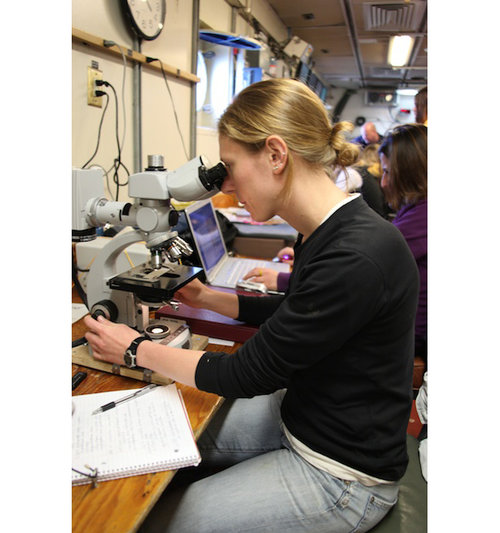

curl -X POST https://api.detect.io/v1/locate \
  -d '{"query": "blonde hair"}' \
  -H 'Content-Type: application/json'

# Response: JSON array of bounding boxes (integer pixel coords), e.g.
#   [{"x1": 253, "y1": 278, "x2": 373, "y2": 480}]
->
[
  {"x1": 218, "y1": 79, "x2": 359, "y2": 174},
  {"x1": 357, "y1": 144, "x2": 382, "y2": 178}
]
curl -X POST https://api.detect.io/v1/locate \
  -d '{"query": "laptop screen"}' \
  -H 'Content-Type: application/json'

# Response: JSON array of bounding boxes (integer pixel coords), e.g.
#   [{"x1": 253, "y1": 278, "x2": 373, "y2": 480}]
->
[{"x1": 185, "y1": 200, "x2": 226, "y2": 273}]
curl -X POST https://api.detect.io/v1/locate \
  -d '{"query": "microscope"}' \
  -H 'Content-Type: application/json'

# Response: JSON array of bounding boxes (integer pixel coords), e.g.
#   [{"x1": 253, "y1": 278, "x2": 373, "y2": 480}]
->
[{"x1": 72, "y1": 154, "x2": 227, "y2": 347}]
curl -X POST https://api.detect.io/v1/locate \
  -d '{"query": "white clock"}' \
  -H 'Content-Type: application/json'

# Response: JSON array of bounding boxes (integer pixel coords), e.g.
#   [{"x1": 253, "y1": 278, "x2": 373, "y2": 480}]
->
[{"x1": 121, "y1": 0, "x2": 166, "y2": 41}]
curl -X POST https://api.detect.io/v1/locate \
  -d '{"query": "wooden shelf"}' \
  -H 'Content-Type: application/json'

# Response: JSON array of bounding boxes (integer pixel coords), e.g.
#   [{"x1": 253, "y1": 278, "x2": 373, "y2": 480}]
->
[{"x1": 72, "y1": 27, "x2": 200, "y2": 84}]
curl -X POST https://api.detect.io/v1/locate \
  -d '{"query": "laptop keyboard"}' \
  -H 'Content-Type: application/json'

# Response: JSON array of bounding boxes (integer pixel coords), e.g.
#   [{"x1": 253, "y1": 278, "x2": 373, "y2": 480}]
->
[{"x1": 217, "y1": 259, "x2": 274, "y2": 286}]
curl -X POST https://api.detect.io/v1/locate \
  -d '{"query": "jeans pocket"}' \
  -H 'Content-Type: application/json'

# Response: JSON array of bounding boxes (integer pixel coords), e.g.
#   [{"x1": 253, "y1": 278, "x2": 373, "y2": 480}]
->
[
  {"x1": 369, "y1": 492, "x2": 398, "y2": 512},
  {"x1": 351, "y1": 486, "x2": 398, "y2": 533}
]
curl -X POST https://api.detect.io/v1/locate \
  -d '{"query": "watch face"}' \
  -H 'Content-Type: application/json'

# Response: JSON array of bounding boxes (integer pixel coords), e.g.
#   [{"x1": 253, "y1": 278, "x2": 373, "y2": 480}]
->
[
  {"x1": 124, "y1": 350, "x2": 135, "y2": 368},
  {"x1": 124, "y1": 0, "x2": 166, "y2": 40}
]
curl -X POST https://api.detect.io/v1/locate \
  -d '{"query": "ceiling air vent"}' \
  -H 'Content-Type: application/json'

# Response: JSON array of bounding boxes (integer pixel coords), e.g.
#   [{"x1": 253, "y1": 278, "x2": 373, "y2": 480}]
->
[
  {"x1": 363, "y1": 2, "x2": 426, "y2": 32},
  {"x1": 370, "y1": 66, "x2": 397, "y2": 77}
]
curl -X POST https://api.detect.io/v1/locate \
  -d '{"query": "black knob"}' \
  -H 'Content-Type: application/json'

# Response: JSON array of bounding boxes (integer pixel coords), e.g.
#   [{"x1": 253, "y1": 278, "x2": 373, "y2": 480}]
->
[
  {"x1": 90, "y1": 300, "x2": 119, "y2": 321},
  {"x1": 168, "y1": 209, "x2": 179, "y2": 226}
]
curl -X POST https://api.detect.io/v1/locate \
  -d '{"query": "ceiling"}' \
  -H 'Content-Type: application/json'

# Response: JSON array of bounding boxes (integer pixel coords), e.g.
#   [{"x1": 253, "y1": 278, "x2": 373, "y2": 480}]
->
[{"x1": 267, "y1": 0, "x2": 427, "y2": 91}]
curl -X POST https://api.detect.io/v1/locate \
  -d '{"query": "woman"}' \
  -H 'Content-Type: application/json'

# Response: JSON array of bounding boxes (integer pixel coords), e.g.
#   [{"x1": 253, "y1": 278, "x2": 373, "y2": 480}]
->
[
  {"x1": 352, "y1": 143, "x2": 389, "y2": 219},
  {"x1": 246, "y1": 143, "x2": 388, "y2": 293},
  {"x1": 379, "y1": 124, "x2": 427, "y2": 362},
  {"x1": 358, "y1": 143, "x2": 382, "y2": 179},
  {"x1": 414, "y1": 86, "x2": 428, "y2": 125},
  {"x1": 84, "y1": 79, "x2": 419, "y2": 533}
]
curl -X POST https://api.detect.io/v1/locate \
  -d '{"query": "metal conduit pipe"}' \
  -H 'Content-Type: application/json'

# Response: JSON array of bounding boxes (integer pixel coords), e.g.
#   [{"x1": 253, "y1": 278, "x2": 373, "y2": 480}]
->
[
  {"x1": 132, "y1": 35, "x2": 142, "y2": 173},
  {"x1": 340, "y1": 0, "x2": 366, "y2": 88},
  {"x1": 190, "y1": 0, "x2": 200, "y2": 159}
]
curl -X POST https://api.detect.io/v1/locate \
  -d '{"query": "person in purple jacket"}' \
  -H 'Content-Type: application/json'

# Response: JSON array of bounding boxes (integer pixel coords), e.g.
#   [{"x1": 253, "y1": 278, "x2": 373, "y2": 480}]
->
[{"x1": 378, "y1": 124, "x2": 427, "y2": 363}]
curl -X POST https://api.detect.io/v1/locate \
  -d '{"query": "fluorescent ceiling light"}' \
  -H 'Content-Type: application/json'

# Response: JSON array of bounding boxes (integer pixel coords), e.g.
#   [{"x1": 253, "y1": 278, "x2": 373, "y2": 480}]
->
[{"x1": 388, "y1": 35, "x2": 414, "y2": 67}]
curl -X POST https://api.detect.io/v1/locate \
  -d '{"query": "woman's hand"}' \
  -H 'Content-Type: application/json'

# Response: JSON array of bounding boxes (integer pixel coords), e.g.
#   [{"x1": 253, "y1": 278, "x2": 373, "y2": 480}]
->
[
  {"x1": 277, "y1": 246, "x2": 294, "y2": 265},
  {"x1": 174, "y1": 278, "x2": 211, "y2": 308},
  {"x1": 84, "y1": 315, "x2": 139, "y2": 365},
  {"x1": 84, "y1": 314, "x2": 205, "y2": 387},
  {"x1": 242, "y1": 267, "x2": 280, "y2": 290}
]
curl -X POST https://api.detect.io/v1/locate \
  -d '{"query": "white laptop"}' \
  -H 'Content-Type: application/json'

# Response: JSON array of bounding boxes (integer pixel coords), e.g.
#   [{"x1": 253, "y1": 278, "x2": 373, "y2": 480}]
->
[{"x1": 184, "y1": 199, "x2": 290, "y2": 289}]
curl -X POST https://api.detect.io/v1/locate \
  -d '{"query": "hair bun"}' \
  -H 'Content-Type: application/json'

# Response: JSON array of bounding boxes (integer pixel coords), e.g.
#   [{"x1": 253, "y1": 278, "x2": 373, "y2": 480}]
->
[{"x1": 330, "y1": 122, "x2": 359, "y2": 168}]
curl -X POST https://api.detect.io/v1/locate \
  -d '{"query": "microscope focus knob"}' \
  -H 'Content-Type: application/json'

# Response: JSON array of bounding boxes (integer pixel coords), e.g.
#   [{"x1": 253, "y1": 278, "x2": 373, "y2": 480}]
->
[
  {"x1": 168, "y1": 209, "x2": 179, "y2": 226},
  {"x1": 91, "y1": 300, "x2": 119, "y2": 322}
]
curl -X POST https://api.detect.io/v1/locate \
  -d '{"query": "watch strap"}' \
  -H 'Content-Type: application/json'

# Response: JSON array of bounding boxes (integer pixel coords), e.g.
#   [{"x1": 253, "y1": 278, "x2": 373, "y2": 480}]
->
[{"x1": 124, "y1": 334, "x2": 151, "y2": 368}]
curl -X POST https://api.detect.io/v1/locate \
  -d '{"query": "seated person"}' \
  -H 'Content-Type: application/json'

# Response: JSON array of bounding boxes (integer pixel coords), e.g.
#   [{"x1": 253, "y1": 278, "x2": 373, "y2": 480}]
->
[
  {"x1": 414, "y1": 86, "x2": 428, "y2": 126},
  {"x1": 357, "y1": 143, "x2": 382, "y2": 178},
  {"x1": 84, "y1": 79, "x2": 418, "y2": 533},
  {"x1": 351, "y1": 121, "x2": 383, "y2": 147},
  {"x1": 352, "y1": 144, "x2": 389, "y2": 219},
  {"x1": 379, "y1": 124, "x2": 427, "y2": 363},
  {"x1": 333, "y1": 158, "x2": 389, "y2": 219}
]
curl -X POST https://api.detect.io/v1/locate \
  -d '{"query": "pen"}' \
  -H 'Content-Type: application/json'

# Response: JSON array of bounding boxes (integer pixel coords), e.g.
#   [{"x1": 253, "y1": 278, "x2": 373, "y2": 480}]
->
[{"x1": 92, "y1": 384, "x2": 158, "y2": 415}]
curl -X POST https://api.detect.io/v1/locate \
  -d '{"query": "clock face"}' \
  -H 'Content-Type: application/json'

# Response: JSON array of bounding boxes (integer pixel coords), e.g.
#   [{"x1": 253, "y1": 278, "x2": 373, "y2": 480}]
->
[{"x1": 124, "y1": 0, "x2": 166, "y2": 40}]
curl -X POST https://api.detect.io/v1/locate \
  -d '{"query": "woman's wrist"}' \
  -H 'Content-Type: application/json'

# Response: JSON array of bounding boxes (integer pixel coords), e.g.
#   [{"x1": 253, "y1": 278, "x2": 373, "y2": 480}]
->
[
  {"x1": 133, "y1": 338, "x2": 204, "y2": 388},
  {"x1": 136, "y1": 339, "x2": 153, "y2": 369},
  {"x1": 199, "y1": 285, "x2": 220, "y2": 310}
]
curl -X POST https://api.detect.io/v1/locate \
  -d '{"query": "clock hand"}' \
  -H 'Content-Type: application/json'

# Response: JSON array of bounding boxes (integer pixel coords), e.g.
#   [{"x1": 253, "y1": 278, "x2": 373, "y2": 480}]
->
[{"x1": 146, "y1": 0, "x2": 153, "y2": 12}]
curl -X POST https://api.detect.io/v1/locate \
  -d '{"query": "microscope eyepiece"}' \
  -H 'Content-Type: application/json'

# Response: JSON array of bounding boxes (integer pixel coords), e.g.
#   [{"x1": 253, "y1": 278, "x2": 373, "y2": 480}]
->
[
  {"x1": 198, "y1": 162, "x2": 227, "y2": 191},
  {"x1": 146, "y1": 154, "x2": 166, "y2": 171}
]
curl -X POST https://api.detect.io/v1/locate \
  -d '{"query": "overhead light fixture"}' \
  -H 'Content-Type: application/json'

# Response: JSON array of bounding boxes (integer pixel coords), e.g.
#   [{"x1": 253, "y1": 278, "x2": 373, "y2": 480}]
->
[
  {"x1": 388, "y1": 35, "x2": 414, "y2": 67},
  {"x1": 396, "y1": 88, "x2": 418, "y2": 96}
]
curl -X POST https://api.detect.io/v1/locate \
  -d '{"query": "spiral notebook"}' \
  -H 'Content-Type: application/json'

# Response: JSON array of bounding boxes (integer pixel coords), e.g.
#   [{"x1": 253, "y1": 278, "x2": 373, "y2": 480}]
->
[{"x1": 72, "y1": 384, "x2": 201, "y2": 485}]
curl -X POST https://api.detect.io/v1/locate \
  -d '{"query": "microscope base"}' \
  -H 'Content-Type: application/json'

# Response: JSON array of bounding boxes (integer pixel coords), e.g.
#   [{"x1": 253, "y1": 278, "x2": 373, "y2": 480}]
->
[
  {"x1": 72, "y1": 325, "x2": 209, "y2": 386},
  {"x1": 146, "y1": 318, "x2": 192, "y2": 349}
]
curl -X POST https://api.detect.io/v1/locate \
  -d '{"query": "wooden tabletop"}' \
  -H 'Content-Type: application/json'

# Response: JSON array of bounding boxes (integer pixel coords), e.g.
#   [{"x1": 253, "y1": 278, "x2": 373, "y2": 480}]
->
[{"x1": 72, "y1": 286, "x2": 240, "y2": 532}]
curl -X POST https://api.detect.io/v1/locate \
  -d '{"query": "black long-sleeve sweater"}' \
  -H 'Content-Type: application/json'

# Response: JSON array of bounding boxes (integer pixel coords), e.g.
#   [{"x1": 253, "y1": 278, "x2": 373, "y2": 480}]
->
[{"x1": 195, "y1": 197, "x2": 419, "y2": 481}]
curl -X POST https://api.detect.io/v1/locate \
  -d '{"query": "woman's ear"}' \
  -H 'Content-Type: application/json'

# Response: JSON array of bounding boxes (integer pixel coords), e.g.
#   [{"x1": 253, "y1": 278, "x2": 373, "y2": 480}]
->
[{"x1": 265, "y1": 135, "x2": 287, "y2": 172}]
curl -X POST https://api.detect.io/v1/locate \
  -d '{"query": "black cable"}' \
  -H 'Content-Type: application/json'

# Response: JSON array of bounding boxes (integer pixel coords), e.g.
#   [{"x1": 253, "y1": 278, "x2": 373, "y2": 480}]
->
[
  {"x1": 332, "y1": 89, "x2": 356, "y2": 123},
  {"x1": 146, "y1": 56, "x2": 189, "y2": 160},
  {"x1": 82, "y1": 92, "x2": 110, "y2": 169},
  {"x1": 98, "y1": 80, "x2": 130, "y2": 200}
]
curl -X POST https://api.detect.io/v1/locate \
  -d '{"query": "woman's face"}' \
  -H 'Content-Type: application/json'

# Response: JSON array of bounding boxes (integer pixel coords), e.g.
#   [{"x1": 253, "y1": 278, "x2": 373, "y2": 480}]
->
[
  {"x1": 219, "y1": 135, "x2": 283, "y2": 222},
  {"x1": 380, "y1": 153, "x2": 391, "y2": 193}
]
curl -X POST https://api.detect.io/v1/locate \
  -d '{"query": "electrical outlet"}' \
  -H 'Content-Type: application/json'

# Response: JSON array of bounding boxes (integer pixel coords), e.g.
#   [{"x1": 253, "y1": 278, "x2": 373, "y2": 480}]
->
[{"x1": 87, "y1": 66, "x2": 103, "y2": 107}]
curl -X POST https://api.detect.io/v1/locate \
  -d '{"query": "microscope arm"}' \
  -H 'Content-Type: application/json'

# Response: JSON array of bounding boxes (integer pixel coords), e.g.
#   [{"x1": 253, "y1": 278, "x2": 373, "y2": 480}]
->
[{"x1": 86, "y1": 228, "x2": 145, "y2": 327}]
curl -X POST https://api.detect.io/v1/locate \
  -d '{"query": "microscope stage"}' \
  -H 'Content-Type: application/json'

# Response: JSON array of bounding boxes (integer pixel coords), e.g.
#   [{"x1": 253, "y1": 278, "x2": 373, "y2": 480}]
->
[{"x1": 108, "y1": 263, "x2": 203, "y2": 301}]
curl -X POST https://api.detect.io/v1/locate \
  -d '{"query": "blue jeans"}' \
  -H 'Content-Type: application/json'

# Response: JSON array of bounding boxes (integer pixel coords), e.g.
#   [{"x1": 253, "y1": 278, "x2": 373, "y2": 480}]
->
[{"x1": 139, "y1": 390, "x2": 398, "y2": 533}]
